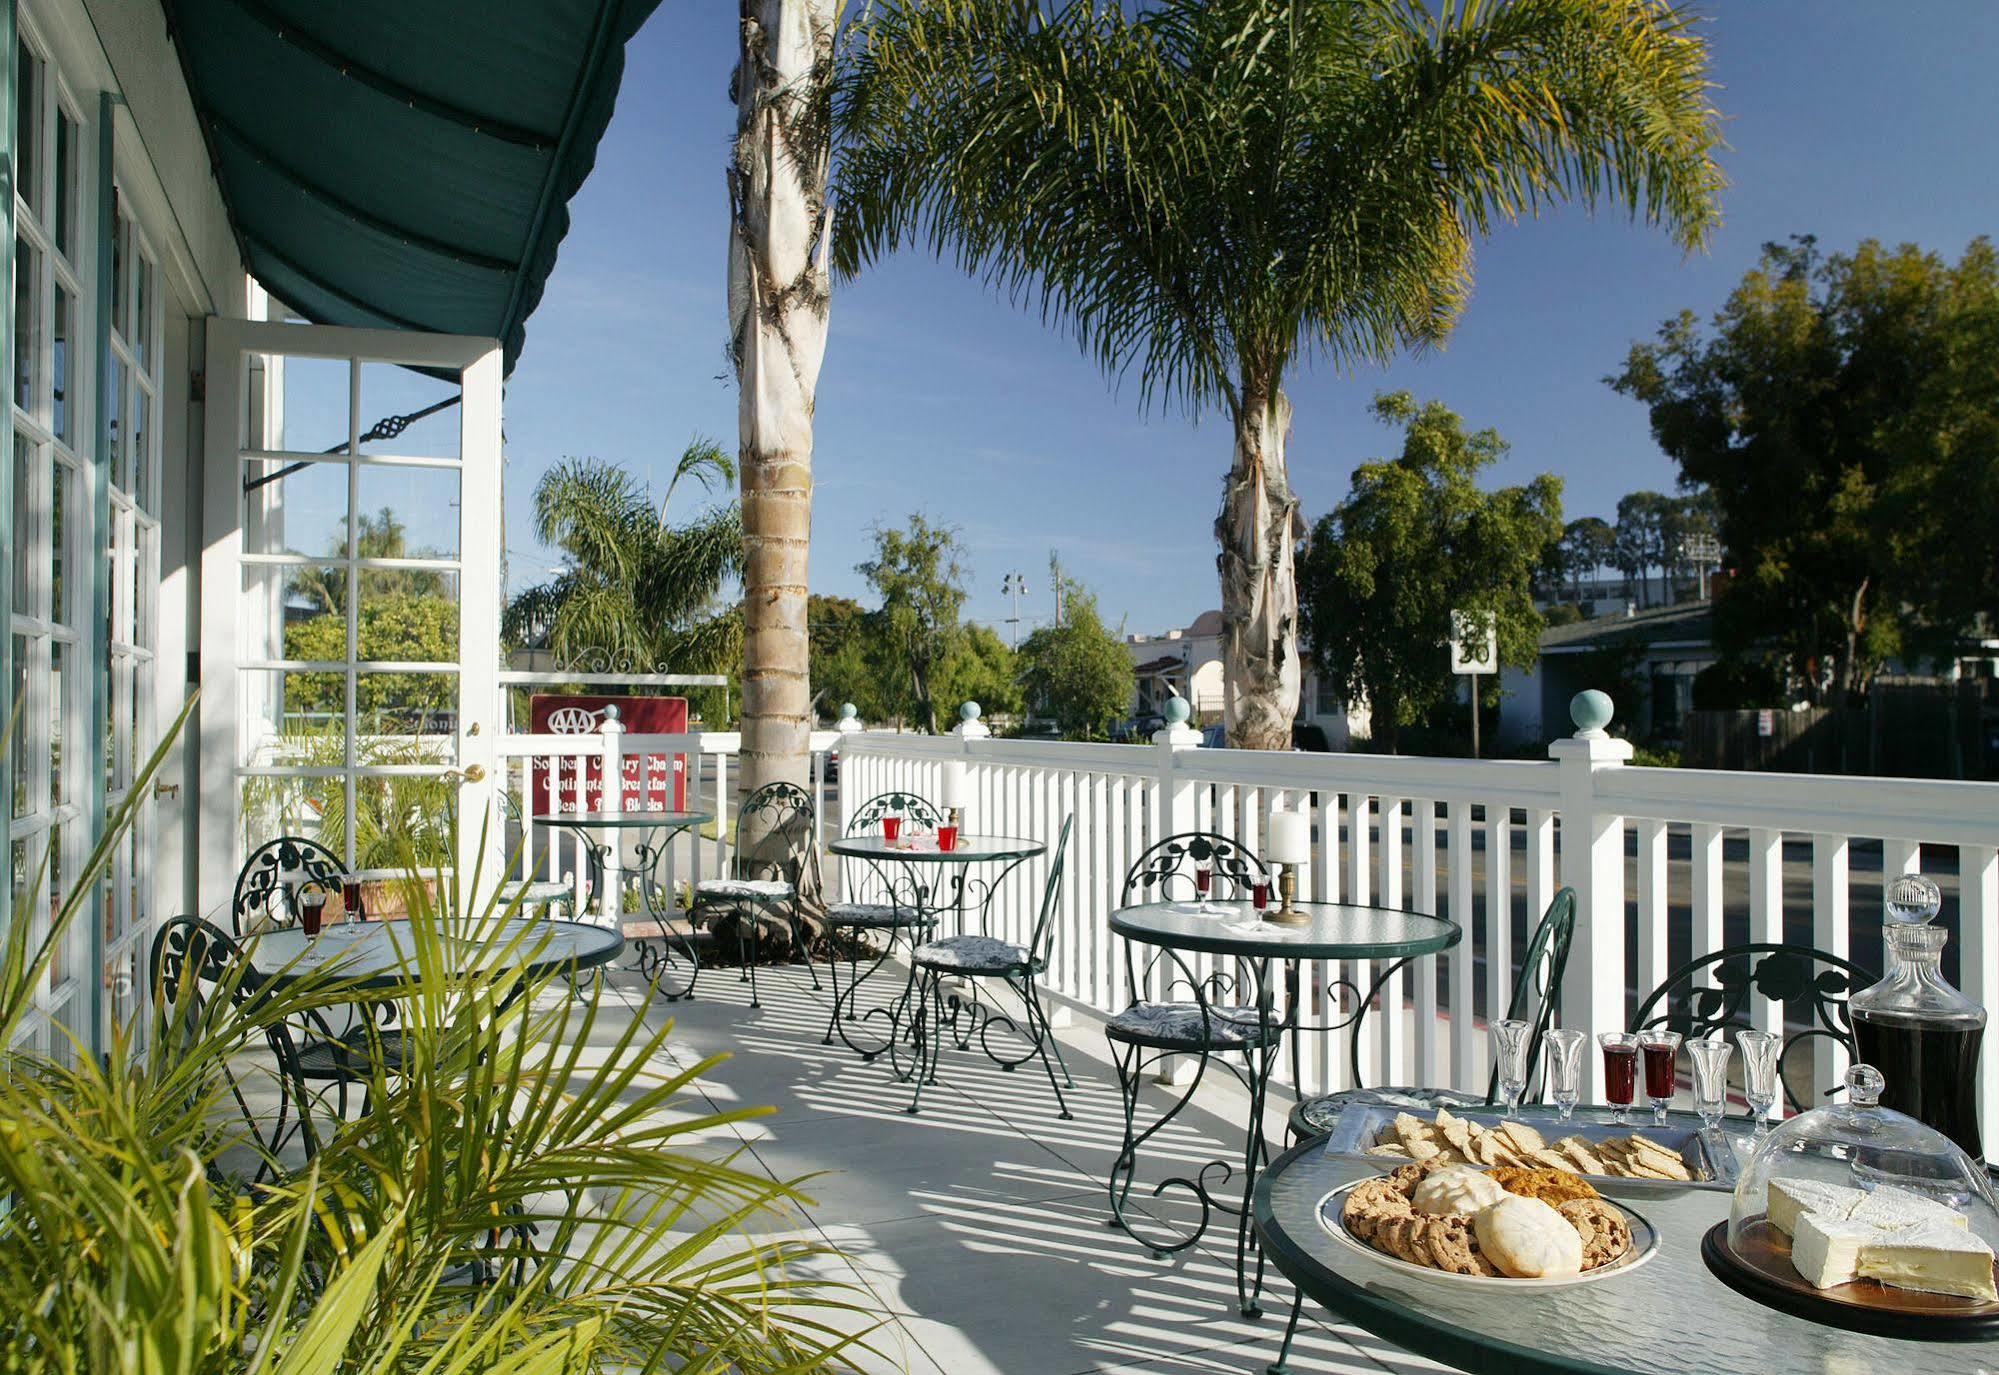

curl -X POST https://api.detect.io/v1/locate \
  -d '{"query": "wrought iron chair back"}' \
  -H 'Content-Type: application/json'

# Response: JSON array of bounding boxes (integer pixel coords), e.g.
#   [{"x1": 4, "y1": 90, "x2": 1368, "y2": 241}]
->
[
  {"x1": 731, "y1": 781, "x2": 816, "y2": 888},
  {"x1": 232, "y1": 836, "x2": 343, "y2": 937},
  {"x1": 1340, "y1": 886, "x2": 1577, "y2": 1097},
  {"x1": 1022, "y1": 815, "x2": 1075, "y2": 967},
  {"x1": 1629, "y1": 942, "x2": 1873, "y2": 1111},
  {"x1": 1120, "y1": 831, "x2": 1270, "y2": 906},
  {"x1": 841, "y1": 790, "x2": 943, "y2": 908},
  {"x1": 1117, "y1": 832, "x2": 1269, "y2": 1007},
  {"x1": 497, "y1": 785, "x2": 599, "y2": 895}
]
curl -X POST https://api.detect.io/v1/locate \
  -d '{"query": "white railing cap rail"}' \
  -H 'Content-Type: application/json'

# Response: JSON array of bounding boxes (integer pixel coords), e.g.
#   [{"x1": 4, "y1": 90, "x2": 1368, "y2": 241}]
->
[{"x1": 1599, "y1": 765, "x2": 1999, "y2": 847}]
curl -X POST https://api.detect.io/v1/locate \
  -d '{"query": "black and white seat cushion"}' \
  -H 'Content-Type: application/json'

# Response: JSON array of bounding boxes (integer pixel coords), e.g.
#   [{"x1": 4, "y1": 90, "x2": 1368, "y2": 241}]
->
[
  {"x1": 695, "y1": 878, "x2": 793, "y2": 901},
  {"x1": 912, "y1": 933, "x2": 1031, "y2": 975},
  {"x1": 825, "y1": 901, "x2": 925, "y2": 930},
  {"x1": 1104, "y1": 1000, "x2": 1278, "y2": 1051}
]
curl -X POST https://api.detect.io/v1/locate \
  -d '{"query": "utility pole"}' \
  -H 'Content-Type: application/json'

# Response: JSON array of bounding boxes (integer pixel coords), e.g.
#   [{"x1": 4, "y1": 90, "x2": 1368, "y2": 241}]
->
[
  {"x1": 1048, "y1": 550, "x2": 1065, "y2": 627},
  {"x1": 1002, "y1": 571, "x2": 1027, "y2": 648}
]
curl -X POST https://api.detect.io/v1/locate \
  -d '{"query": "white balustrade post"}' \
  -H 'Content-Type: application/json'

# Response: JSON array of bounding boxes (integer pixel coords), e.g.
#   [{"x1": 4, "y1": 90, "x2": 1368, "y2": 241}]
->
[
  {"x1": 599, "y1": 705, "x2": 624, "y2": 927},
  {"x1": 1548, "y1": 690, "x2": 1631, "y2": 1098},
  {"x1": 1151, "y1": 697, "x2": 1203, "y2": 1083},
  {"x1": 832, "y1": 703, "x2": 863, "y2": 902}
]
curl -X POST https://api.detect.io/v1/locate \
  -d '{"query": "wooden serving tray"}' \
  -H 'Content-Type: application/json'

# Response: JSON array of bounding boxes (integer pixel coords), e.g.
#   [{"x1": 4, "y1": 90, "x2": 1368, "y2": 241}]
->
[{"x1": 1702, "y1": 1218, "x2": 1999, "y2": 1340}]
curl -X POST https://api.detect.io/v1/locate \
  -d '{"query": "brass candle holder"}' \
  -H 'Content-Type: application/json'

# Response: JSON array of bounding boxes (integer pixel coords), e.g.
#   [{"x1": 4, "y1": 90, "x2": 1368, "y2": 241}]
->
[{"x1": 1266, "y1": 863, "x2": 1310, "y2": 925}]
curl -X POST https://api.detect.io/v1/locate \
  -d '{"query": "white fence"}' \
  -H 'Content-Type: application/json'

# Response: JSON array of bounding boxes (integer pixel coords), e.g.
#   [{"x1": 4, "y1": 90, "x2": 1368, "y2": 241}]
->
[
  {"x1": 493, "y1": 724, "x2": 842, "y2": 924},
  {"x1": 837, "y1": 702, "x2": 1999, "y2": 1136},
  {"x1": 496, "y1": 700, "x2": 1999, "y2": 1143}
]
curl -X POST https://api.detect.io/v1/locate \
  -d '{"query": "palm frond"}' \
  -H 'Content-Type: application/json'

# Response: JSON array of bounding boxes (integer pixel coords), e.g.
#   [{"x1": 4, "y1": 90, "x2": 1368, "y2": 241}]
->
[{"x1": 833, "y1": 0, "x2": 1723, "y2": 412}]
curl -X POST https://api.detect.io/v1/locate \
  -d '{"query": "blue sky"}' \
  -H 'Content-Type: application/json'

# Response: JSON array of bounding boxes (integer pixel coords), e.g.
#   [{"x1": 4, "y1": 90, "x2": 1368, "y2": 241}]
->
[{"x1": 496, "y1": 3, "x2": 1999, "y2": 640}]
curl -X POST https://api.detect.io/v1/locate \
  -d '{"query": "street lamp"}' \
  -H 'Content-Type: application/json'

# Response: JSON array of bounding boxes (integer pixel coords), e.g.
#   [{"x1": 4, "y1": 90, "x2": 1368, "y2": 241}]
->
[{"x1": 1002, "y1": 571, "x2": 1027, "y2": 648}]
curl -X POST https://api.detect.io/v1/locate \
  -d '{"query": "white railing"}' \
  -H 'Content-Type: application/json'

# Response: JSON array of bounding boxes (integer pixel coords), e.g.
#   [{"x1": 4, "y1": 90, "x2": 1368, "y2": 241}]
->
[
  {"x1": 493, "y1": 723, "x2": 843, "y2": 925},
  {"x1": 837, "y1": 696, "x2": 1999, "y2": 1144}
]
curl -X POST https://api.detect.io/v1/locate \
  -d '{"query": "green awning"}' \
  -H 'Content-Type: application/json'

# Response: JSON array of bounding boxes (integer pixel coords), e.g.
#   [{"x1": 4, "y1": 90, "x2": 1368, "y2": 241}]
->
[{"x1": 163, "y1": 0, "x2": 661, "y2": 372}]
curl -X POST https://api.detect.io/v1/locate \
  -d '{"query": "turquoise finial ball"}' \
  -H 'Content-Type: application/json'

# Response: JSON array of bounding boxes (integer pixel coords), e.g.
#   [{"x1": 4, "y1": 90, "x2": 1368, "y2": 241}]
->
[
  {"x1": 1570, "y1": 689, "x2": 1614, "y2": 734},
  {"x1": 1164, "y1": 697, "x2": 1191, "y2": 725},
  {"x1": 839, "y1": 702, "x2": 858, "y2": 720},
  {"x1": 960, "y1": 701, "x2": 982, "y2": 721}
]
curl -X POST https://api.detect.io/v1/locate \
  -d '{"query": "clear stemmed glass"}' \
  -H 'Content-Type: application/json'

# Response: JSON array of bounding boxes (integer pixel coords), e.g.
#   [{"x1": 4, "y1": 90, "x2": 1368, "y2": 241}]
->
[
  {"x1": 1491, "y1": 1019, "x2": 1533, "y2": 1120},
  {"x1": 1737, "y1": 1028, "x2": 1782, "y2": 1140},
  {"x1": 1543, "y1": 1028, "x2": 1586, "y2": 1122},
  {"x1": 1598, "y1": 1031, "x2": 1640, "y2": 1126},
  {"x1": 1687, "y1": 1036, "x2": 1734, "y2": 1132},
  {"x1": 1640, "y1": 1030, "x2": 1682, "y2": 1127}
]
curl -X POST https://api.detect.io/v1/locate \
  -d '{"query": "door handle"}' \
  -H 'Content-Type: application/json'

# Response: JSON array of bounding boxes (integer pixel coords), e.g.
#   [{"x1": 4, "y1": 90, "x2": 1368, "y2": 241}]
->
[
  {"x1": 153, "y1": 781, "x2": 181, "y2": 800},
  {"x1": 445, "y1": 764, "x2": 488, "y2": 784}
]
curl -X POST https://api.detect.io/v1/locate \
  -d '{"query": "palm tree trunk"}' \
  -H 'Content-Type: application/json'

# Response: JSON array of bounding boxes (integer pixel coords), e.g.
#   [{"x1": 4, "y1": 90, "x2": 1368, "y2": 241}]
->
[
  {"x1": 730, "y1": 0, "x2": 833, "y2": 807},
  {"x1": 1215, "y1": 385, "x2": 1302, "y2": 750}
]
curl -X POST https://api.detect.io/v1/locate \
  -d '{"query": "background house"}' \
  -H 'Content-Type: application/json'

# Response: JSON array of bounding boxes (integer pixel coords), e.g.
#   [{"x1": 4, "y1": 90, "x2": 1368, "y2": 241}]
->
[{"x1": 1125, "y1": 609, "x2": 1367, "y2": 748}]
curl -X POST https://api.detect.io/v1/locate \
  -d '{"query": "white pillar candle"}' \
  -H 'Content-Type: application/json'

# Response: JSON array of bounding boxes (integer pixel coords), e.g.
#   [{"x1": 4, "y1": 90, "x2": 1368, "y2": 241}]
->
[
  {"x1": 1267, "y1": 809, "x2": 1310, "y2": 865},
  {"x1": 939, "y1": 760, "x2": 969, "y2": 810}
]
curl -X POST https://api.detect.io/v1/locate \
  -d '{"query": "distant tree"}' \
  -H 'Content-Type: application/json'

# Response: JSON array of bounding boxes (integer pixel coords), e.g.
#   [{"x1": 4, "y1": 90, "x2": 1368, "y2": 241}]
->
[
  {"x1": 807, "y1": 594, "x2": 885, "y2": 723},
  {"x1": 936, "y1": 624, "x2": 1023, "y2": 719},
  {"x1": 1612, "y1": 236, "x2": 1999, "y2": 701},
  {"x1": 1613, "y1": 491, "x2": 1673, "y2": 607},
  {"x1": 1551, "y1": 517, "x2": 1617, "y2": 601},
  {"x1": 1299, "y1": 393, "x2": 1563, "y2": 753},
  {"x1": 857, "y1": 515, "x2": 967, "y2": 733},
  {"x1": 504, "y1": 442, "x2": 743, "y2": 681},
  {"x1": 288, "y1": 509, "x2": 446, "y2": 616},
  {"x1": 284, "y1": 592, "x2": 456, "y2": 722},
  {"x1": 835, "y1": 0, "x2": 1722, "y2": 749},
  {"x1": 1017, "y1": 580, "x2": 1133, "y2": 741}
]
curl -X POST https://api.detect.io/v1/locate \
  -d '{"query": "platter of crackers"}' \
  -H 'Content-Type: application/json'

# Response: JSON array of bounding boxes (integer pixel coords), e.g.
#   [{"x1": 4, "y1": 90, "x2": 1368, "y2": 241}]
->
[
  {"x1": 1320, "y1": 1102, "x2": 1736, "y2": 1192},
  {"x1": 1320, "y1": 1157, "x2": 1659, "y2": 1287}
]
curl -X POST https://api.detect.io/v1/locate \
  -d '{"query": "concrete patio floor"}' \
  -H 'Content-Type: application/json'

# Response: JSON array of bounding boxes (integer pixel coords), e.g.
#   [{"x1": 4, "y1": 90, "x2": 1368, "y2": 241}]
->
[{"x1": 600, "y1": 955, "x2": 1453, "y2": 1375}]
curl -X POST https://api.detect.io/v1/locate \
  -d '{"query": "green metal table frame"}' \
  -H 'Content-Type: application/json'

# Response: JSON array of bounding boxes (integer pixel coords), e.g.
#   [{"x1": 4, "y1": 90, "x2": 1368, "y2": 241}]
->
[
  {"x1": 1106, "y1": 900, "x2": 1460, "y2": 1318},
  {"x1": 533, "y1": 810, "x2": 713, "y2": 999}
]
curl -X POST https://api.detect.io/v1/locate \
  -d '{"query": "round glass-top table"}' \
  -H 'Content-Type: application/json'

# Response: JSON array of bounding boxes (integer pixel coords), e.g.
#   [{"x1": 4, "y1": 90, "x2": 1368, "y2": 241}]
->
[
  {"x1": 1252, "y1": 1136, "x2": 1999, "y2": 1375},
  {"x1": 822, "y1": 833, "x2": 1046, "y2": 1065},
  {"x1": 1108, "y1": 900, "x2": 1460, "y2": 961},
  {"x1": 534, "y1": 809, "x2": 713, "y2": 998},
  {"x1": 245, "y1": 917, "x2": 625, "y2": 990},
  {"x1": 1106, "y1": 900, "x2": 1460, "y2": 1318}
]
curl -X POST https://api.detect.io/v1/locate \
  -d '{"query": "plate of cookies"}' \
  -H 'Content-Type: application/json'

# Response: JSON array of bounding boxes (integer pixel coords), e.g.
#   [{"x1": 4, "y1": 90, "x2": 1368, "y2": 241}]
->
[
  {"x1": 1322, "y1": 1103, "x2": 1734, "y2": 1191},
  {"x1": 1321, "y1": 1158, "x2": 1660, "y2": 1287}
]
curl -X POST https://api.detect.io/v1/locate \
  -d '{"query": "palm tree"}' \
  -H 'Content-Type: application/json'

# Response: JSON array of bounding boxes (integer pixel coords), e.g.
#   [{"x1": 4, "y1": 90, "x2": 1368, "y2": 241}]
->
[
  {"x1": 834, "y1": 0, "x2": 1724, "y2": 746},
  {"x1": 730, "y1": 0, "x2": 837, "y2": 797},
  {"x1": 505, "y1": 439, "x2": 743, "y2": 684}
]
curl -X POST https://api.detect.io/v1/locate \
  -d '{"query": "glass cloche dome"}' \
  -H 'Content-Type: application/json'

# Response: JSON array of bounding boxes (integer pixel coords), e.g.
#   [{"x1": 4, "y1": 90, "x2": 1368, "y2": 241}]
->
[{"x1": 1718, "y1": 1064, "x2": 1999, "y2": 1323}]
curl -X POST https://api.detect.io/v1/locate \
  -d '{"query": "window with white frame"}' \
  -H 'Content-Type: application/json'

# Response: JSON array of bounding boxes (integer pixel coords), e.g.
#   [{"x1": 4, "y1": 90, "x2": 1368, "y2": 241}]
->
[
  {"x1": 9, "y1": 20, "x2": 89, "y2": 1057},
  {"x1": 236, "y1": 355, "x2": 465, "y2": 878},
  {"x1": 102, "y1": 191, "x2": 162, "y2": 1032}
]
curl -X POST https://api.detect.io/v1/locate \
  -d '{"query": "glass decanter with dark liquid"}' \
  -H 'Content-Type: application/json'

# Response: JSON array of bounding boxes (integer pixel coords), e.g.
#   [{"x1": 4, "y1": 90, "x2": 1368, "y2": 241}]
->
[{"x1": 1849, "y1": 878, "x2": 1986, "y2": 1159}]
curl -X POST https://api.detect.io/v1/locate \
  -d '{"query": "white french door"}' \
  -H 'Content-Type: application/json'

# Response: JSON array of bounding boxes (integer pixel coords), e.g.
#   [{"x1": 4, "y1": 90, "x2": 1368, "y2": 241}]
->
[{"x1": 198, "y1": 318, "x2": 502, "y2": 922}]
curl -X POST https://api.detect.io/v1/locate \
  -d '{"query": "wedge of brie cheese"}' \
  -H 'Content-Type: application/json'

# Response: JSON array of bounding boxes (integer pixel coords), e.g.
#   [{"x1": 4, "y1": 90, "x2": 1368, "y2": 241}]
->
[
  {"x1": 1856, "y1": 1222, "x2": 1998, "y2": 1301},
  {"x1": 1767, "y1": 1178, "x2": 1864, "y2": 1237},
  {"x1": 1847, "y1": 1184, "x2": 1970, "y2": 1233},
  {"x1": 1790, "y1": 1212, "x2": 1876, "y2": 1288}
]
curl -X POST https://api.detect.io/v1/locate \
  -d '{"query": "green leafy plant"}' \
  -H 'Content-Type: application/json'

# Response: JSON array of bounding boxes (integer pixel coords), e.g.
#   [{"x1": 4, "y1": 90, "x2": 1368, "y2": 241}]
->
[{"x1": 0, "y1": 699, "x2": 876, "y2": 1372}]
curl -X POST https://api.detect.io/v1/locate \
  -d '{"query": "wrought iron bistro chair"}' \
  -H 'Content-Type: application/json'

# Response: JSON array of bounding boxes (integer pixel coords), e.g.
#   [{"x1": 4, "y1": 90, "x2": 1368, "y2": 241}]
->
[
  {"x1": 495, "y1": 789, "x2": 582, "y2": 919},
  {"x1": 1104, "y1": 832, "x2": 1276, "y2": 1251},
  {"x1": 903, "y1": 815, "x2": 1076, "y2": 1119},
  {"x1": 151, "y1": 916, "x2": 399, "y2": 1178},
  {"x1": 1630, "y1": 942, "x2": 1875, "y2": 1112},
  {"x1": 821, "y1": 790, "x2": 945, "y2": 1051},
  {"x1": 231, "y1": 835, "x2": 343, "y2": 937},
  {"x1": 1287, "y1": 886, "x2": 1579, "y2": 1142},
  {"x1": 688, "y1": 781, "x2": 820, "y2": 1009}
]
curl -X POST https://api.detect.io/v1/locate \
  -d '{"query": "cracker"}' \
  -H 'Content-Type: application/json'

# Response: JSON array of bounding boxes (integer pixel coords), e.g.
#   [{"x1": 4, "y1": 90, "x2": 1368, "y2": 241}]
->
[{"x1": 1498, "y1": 1121, "x2": 1546, "y2": 1154}]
